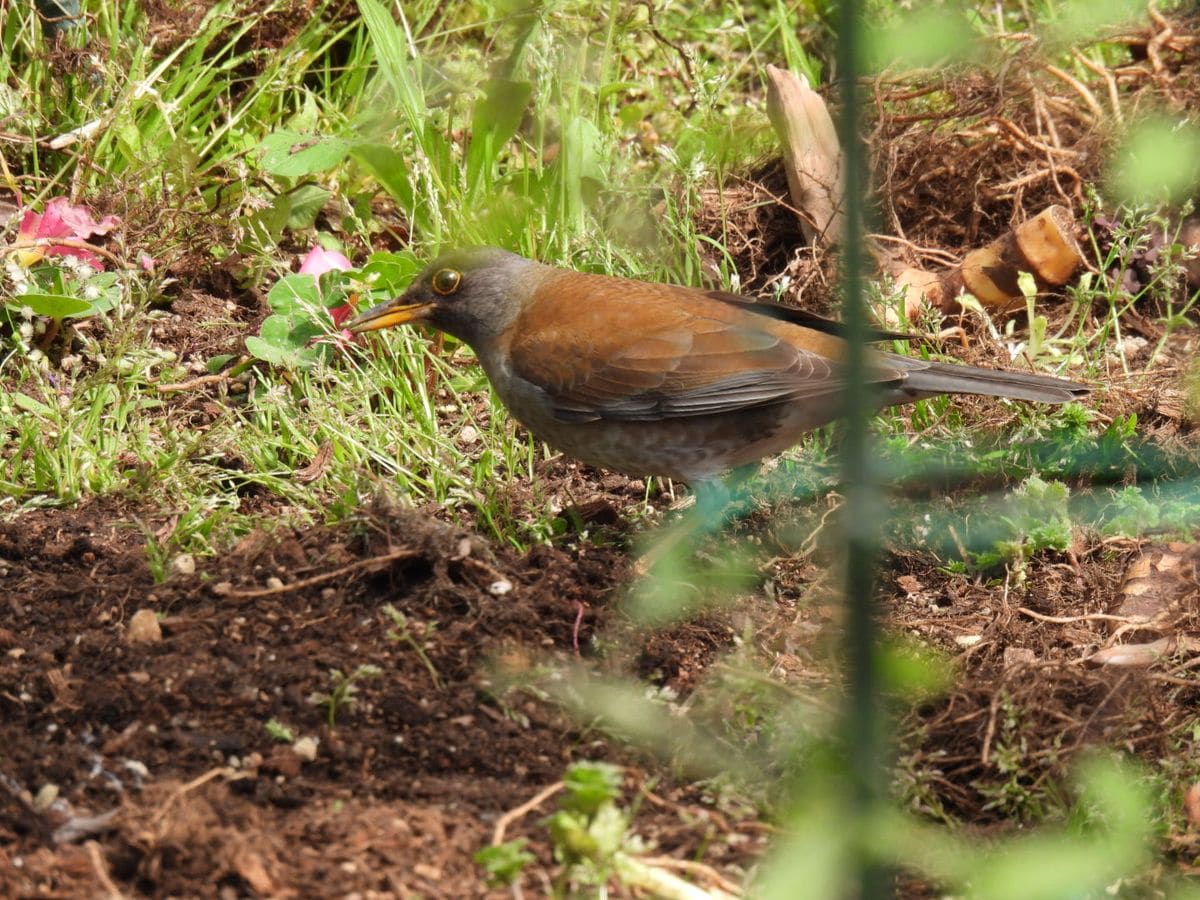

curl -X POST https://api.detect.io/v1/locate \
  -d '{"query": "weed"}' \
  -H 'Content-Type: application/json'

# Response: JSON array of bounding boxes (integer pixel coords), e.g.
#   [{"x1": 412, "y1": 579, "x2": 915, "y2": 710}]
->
[
  {"x1": 264, "y1": 719, "x2": 295, "y2": 743},
  {"x1": 382, "y1": 604, "x2": 442, "y2": 690},
  {"x1": 308, "y1": 664, "x2": 382, "y2": 729},
  {"x1": 973, "y1": 695, "x2": 1068, "y2": 824},
  {"x1": 942, "y1": 475, "x2": 1073, "y2": 584},
  {"x1": 474, "y1": 838, "x2": 535, "y2": 889}
]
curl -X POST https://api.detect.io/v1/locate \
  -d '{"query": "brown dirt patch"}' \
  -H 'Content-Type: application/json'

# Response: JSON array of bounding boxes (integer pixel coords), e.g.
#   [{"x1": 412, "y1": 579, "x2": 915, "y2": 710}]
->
[
  {"x1": 0, "y1": 498, "x2": 770, "y2": 897},
  {"x1": 8, "y1": 6, "x2": 1200, "y2": 897}
]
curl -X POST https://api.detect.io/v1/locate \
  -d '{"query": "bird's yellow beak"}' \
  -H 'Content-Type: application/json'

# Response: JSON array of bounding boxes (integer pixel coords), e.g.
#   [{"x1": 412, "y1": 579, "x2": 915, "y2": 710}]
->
[{"x1": 346, "y1": 298, "x2": 434, "y2": 333}]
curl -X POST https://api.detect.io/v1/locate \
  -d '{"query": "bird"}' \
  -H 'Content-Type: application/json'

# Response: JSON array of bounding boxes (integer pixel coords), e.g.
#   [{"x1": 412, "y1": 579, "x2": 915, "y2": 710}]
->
[{"x1": 348, "y1": 247, "x2": 1088, "y2": 486}]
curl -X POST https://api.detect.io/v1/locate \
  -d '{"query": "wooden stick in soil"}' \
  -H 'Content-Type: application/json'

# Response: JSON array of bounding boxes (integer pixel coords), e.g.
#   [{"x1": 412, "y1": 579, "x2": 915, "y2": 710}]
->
[
  {"x1": 765, "y1": 64, "x2": 845, "y2": 247},
  {"x1": 888, "y1": 204, "x2": 1085, "y2": 320},
  {"x1": 763, "y1": 64, "x2": 1084, "y2": 324}
]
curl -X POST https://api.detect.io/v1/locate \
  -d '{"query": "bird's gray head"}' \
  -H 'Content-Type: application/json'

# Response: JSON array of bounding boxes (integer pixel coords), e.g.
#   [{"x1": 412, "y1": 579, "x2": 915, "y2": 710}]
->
[{"x1": 347, "y1": 246, "x2": 537, "y2": 348}]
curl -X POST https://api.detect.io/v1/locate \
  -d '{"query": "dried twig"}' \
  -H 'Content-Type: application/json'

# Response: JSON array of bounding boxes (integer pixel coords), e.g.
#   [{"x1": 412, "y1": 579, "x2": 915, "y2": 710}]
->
[
  {"x1": 1043, "y1": 64, "x2": 1104, "y2": 122},
  {"x1": 156, "y1": 372, "x2": 233, "y2": 394},
  {"x1": 1071, "y1": 49, "x2": 1124, "y2": 123},
  {"x1": 641, "y1": 856, "x2": 744, "y2": 897},
  {"x1": 85, "y1": 840, "x2": 126, "y2": 900},
  {"x1": 491, "y1": 781, "x2": 564, "y2": 846},
  {"x1": 213, "y1": 547, "x2": 422, "y2": 599},
  {"x1": 1017, "y1": 608, "x2": 1142, "y2": 625},
  {"x1": 149, "y1": 767, "x2": 247, "y2": 829}
]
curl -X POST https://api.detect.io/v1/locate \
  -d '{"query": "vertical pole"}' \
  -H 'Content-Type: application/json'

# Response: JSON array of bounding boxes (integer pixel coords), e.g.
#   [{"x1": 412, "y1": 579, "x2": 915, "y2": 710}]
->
[{"x1": 835, "y1": 0, "x2": 889, "y2": 896}]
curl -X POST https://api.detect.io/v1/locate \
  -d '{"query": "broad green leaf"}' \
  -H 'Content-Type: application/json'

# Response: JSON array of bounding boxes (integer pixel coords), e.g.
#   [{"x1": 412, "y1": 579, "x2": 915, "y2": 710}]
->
[
  {"x1": 1110, "y1": 117, "x2": 1200, "y2": 203},
  {"x1": 1043, "y1": 0, "x2": 1145, "y2": 45},
  {"x1": 259, "y1": 131, "x2": 351, "y2": 177},
  {"x1": 266, "y1": 274, "x2": 321, "y2": 314},
  {"x1": 245, "y1": 335, "x2": 292, "y2": 367},
  {"x1": 597, "y1": 80, "x2": 641, "y2": 103},
  {"x1": 10, "y1": 293, "x2": 93, "y2": 318},
  {"x1": 350, "y1": 143, "x2": 415, "y2": 210},
  {"x1": 466, "y1": 77, "x2": 533, "y2": 187},
  {"x1": 360, "y1": 252, "x2": 423, "y2": 294},
  {"x1": 206, "y1": 353, "x2": 237, "y2": 374},
  {"x1": 12, "y1": 392, "x2": 54, "y2": 417},
  {"x1": 559, "y1": 116, "x2": 604, "y2": 228},
  {"x1": 258, "y1": 315, "x2": 299, "y2": 348},
  {"x1": 865, "y1": 7, "x2": 982, "y2": 70},
  {"x1": 283, "y1": 184, "x2": 332, "y2": 230}
]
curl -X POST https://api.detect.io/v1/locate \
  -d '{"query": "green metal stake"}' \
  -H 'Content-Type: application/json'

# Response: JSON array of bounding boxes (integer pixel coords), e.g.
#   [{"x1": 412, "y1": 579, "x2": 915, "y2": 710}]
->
[{"x1": 835, "y1": 0, "x2": 890, "y2": 896}]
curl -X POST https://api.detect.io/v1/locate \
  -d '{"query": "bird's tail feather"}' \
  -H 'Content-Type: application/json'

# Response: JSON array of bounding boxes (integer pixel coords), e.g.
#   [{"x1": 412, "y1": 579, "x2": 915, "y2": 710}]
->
[{"x1": 893, "y1": 358, "x2": 1089, "y2": 404}]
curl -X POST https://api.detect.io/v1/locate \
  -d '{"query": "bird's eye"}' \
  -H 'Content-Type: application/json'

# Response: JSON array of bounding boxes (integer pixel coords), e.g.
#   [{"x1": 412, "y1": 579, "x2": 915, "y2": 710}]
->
[{"x1": 431, "y1": 268, "x2": 462, "y2": 296}]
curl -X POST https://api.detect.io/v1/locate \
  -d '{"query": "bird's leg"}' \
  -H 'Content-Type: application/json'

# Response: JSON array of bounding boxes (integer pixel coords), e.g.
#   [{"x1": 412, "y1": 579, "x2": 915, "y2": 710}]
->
[
  {"x1": 632, "y1": 465, "x2": 758, "y2": 578},
  {"x1": 703, "y1": 464, "x2": 759, "y2": 517}
]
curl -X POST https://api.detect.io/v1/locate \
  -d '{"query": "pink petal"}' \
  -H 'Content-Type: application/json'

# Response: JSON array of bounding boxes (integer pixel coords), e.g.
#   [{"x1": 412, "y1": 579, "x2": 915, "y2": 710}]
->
[
  {"x1": 139, "y1": 253, "x2": 156, "y2": 272},
  {"x1": 47, "y1": 244, "x2": 103, "y2": 269},
  {"x1": 18, "y1": 209, "x2": 44, "y2": 241},
  {"x1": 35, "y1": 203, "x2": 71, "y2": 239},
  {"x1": 299, "y1": 246, "x2": 352, "y2": 275},
  {"x1": 47, "y1": 197, "x2": 119, "y2": 239},
  {"x1": 329, "y1": 302, "x2": 355, "y2": 326}
]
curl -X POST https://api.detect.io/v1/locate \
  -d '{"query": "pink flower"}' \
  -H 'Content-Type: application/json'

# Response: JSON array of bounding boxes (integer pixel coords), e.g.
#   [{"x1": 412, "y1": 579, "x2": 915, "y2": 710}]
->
[
  {"x1": 298, "y1": 246, "x2": 352, "y2": 275},
  {"x1": 299, "y1": 245, "x2": 356, "y2": 327},
  {"x1": 329, "y1": 304, "x2": 356, "y2": 327},
  {"x1": 139, "y1": 253, "x2": 156, "y2": 272},
  {"x1": 15, "y1": 198, "x2": 119, "y2": 269}
]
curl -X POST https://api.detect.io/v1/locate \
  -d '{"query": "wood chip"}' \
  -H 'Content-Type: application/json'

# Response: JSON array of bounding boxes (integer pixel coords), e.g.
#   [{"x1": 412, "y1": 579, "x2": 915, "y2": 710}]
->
[
  {"x1": 1114, "y1": 542, "x2": 1198, "y2": 629},
  {"x1": 764, "y1": 64, "x2": 844, "y2": 246},
  {"x1": 1086, "y1": 635, "x2": 1200, "y2": 668},
  {"x1": 1185, "y1": 783, "x2": 1200, "y2": 828},
  {"x1": 295, "y1": 441, "x2": 333, "y2": 484},
  {"x1": 1003, "y1": 647, "x2": 1038, "y2": 669}
]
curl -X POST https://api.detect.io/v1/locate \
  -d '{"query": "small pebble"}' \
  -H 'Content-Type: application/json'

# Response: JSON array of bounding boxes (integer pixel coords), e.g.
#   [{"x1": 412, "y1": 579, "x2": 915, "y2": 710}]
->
[
  {"x1": 170, "y1": 554, "x2": 195, "y2": 577},
  {"x1": 488, "y1": 579, "x2": 512, "y2": 596},
  {"x1": 33, "y1": 784, "x2": 59, "y2": 811},
  {"x1": 293, "y1": 736, "x2": 319, "y2": 762},
  {"x1": 126, "y1": 609, "x2": 162, "y2": 644}
]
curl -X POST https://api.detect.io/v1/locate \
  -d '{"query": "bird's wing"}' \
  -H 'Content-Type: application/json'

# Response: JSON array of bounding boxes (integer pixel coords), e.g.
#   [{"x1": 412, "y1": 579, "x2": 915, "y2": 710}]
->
[
  {"x1": 704, "y1": 289, "x2": 914, "y2": 341},
  {"x1": 506, "y1": 275, "x2": 903, "y2": 423}
]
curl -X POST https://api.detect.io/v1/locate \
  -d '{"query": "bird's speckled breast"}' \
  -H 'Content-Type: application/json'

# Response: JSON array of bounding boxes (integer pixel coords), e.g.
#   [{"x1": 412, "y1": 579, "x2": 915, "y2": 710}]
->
[{"x1": 476, "y1": 347, "x2": 839, "y2": 481}]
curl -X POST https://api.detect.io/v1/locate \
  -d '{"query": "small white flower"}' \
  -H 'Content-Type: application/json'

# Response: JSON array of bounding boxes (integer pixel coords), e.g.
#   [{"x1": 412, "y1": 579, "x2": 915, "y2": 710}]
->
[{"x1": 4, "y1": 260, "x2": 27, "y2": 286}]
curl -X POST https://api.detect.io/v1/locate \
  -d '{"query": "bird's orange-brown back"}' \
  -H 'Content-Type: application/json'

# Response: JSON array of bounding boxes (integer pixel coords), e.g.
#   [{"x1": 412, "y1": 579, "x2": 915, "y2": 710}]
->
[{"x1": 506, "y1": 268, "x2": 849, "y2": 398}]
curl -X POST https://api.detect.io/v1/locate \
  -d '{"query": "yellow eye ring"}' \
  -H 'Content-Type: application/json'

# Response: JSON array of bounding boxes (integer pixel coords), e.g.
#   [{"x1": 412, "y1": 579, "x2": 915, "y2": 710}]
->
[{"x1": 431, "y1": 268, "x2": 462, "y2": 296}]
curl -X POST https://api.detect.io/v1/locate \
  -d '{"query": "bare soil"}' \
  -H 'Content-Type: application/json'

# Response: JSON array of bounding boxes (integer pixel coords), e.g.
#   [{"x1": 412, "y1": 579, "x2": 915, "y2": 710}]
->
[
  {"x1": 1, "y1": 497, "x2": 773, "y2": 897},
  {"x1": 6, "y1": 6, "x2": 1200, "y2": 898}
]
